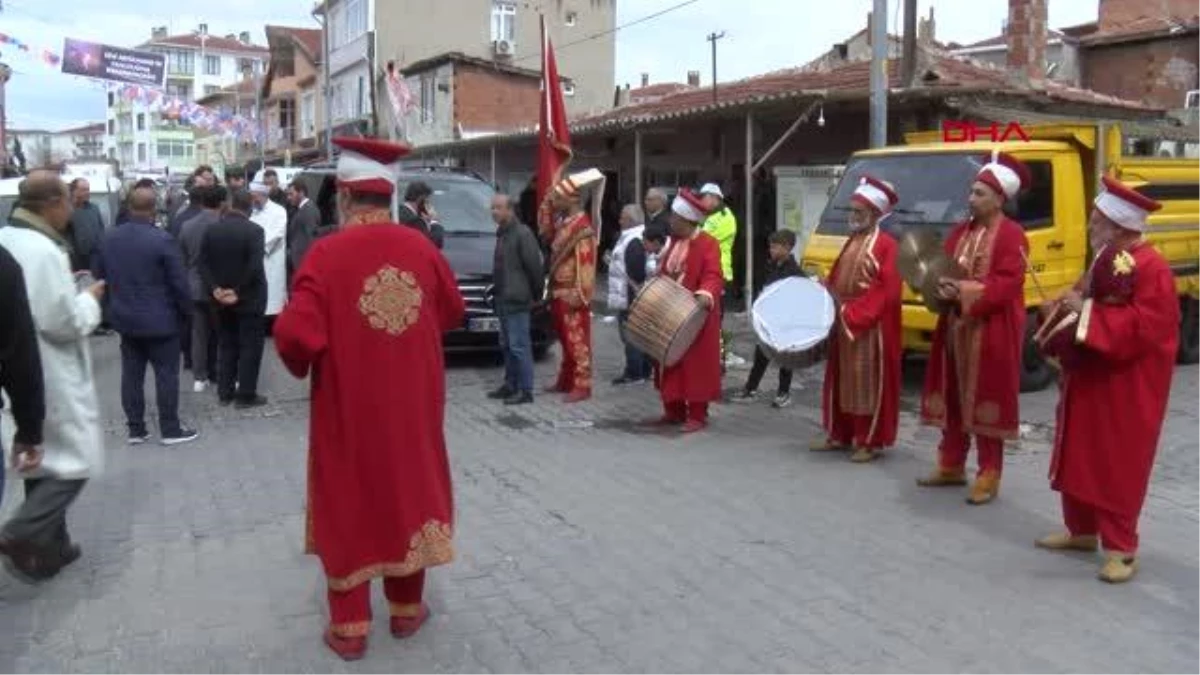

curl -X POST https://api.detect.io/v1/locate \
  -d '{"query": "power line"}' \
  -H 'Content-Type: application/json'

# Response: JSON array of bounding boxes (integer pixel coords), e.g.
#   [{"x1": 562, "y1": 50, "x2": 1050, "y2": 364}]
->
[{"x1": 512, "y1": 0, "x2": 705, "y2": 63}]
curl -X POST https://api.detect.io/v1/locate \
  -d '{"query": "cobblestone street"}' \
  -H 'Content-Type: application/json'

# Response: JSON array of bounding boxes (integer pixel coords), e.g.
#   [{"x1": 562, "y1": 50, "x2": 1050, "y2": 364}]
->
[{"x1": 0, "y1": 317, "x2": 1196, "y2": 673}]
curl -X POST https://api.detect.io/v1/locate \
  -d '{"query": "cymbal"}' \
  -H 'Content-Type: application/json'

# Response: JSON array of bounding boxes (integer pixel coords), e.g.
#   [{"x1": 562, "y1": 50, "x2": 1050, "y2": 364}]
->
[
  {"x1": 897, "y1": 227, "x2": 943, "y2": 291},
  {"x1": 918, "y1": 255, "x2": 968, "y2": 314}
]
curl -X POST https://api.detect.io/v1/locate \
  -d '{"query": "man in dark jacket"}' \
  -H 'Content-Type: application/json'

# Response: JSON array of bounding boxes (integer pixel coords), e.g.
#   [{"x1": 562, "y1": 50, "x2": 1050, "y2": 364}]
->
[
  {"x1": 0, "y1": 243, "x2": 45, "y2": 505},
  {"x1": 286, "y1": 179, "x2": 323, "y2": 284},
  {"x1": 66, "y1": 178, "x2": 106, "y2": 272},
  {"x1": 178, "y1": 184, "x2": 226, "y2": 391},
  {"x1": 200, "y1": 188, "x2": 268, "y2": 408},
  {"x1": 732, "y1": 229, "x2": 805, "y2": 408},
  {"x1": 486, "y1": 193, "x2": 544, "y2": 405},
  {"x1": 95, "y1": 186, "x2": 198, "y2": 445},
  {"x1": 643, "y1": 187, "x2": 672, "y2": 232},
  {"x1": 398, "y1": 181, "x2": 445, "y2": 249}
]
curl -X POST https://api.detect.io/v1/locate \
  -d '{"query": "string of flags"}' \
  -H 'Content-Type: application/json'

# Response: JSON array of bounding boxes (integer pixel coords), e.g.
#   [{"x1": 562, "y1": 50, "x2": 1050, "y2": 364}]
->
[
  {"x1": 114, "y1": 84, "x2": 262, "y2": 142},
  {"x1": 0, "y1": 29, "x2": 261, "y2": 141},
  {"x1": 0, "y1": 32, "x2": 62, "y2": 67}
]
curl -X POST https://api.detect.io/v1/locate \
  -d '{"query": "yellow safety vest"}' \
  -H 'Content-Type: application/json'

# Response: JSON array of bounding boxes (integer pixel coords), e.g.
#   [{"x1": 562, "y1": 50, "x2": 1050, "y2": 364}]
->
[{"x1": 702, "y1": 207, "x2": 737, "y2": 282}]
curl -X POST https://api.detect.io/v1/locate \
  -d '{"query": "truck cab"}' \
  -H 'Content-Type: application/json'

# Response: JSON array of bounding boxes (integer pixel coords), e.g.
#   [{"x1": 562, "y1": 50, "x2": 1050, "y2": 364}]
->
[{"x1": 802, "y1": 123, "x2": 1199, "y2": 392}]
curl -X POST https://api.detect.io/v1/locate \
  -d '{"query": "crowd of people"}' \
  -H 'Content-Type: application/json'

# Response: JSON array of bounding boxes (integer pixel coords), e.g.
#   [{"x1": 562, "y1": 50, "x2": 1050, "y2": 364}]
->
[{"x1": 0, "y1": 134, "x2": 1181, "y2": 661}]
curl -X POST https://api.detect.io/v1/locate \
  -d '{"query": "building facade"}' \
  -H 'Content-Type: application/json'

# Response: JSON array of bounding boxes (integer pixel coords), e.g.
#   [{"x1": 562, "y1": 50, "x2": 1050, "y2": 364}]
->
[
  {"x1": 8, "y1": 123, "x2": 105, "y2": 167},
  {"x1": 104, "y1": 27, "x2": 268, "y2": 175},
  {"x1": 262, "y1": 25, "x2": 326, "y2": 164},
  {"x1": 193, "y1": 81, "x2": 261, "y2": 176},
  {"x1": 318, "y1": 0, "x2": 615, "y2": 140}
]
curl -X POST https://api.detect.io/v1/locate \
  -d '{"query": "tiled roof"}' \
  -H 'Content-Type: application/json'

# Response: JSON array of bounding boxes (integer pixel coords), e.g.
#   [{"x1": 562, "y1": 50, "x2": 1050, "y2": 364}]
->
[
  {"x1": 413, "y1": 53, "x2": 1159, "y2": 150},
  {"x1": 955, "y1": 29, "x2": 1066, "y2": 50},
  {"x1": 144, "y1": 33, "x2": 268, "y2": 54},
  {"x1": 266, "y1": 25, "x2": 322, "y2": 61},
  {"x1": 629, "y1": 83, "x2": 694, "y2": 102},
  {"x1": 400, "y1": 52, "x2": 544, "y2": 80},
  {"x1": 1079, "y1": 15, "x2": 1199, "y2": 45}
]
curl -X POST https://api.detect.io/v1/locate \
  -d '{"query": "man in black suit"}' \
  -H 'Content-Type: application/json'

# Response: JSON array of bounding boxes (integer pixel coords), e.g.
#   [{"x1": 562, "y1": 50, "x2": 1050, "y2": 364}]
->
[
  {"x1": 397, "y1": 181, "x2": 444, "y2": 249},
  {"x1": 199, "y1": 189, "x2": 268, "y2": 409},
  {"x1": 286, "y1": 179, "x2": 323, "y2": 284}
]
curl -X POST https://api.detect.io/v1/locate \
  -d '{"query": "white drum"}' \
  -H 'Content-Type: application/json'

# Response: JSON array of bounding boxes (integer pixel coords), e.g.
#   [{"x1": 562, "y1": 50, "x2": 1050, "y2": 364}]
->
[{"x1": 751, "y1": 276, "x2": 836, "y2": 370}]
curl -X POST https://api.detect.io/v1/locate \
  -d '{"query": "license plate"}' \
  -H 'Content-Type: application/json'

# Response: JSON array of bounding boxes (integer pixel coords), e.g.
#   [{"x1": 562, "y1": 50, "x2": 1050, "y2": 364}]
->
[{"x1": 468, "y1": 317, "x2": 500, "y2": 332}]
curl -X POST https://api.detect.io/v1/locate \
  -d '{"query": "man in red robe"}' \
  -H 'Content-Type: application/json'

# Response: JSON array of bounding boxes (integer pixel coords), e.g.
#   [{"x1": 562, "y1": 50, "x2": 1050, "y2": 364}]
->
[
  {"x1": 813, "y1": 175, "x2": 902, "y2": 463},
  {"x1": 273, "y1": 137, "x2": 465, "y2": 660},
  {"x1": 1036, "y1": 176, "x2": 1178, "y2": 584},
  {"x1": 544, "y1": 168, "x2": 603, "y2": 403},
  {"x1": 651, "y1": 189, "x2": 725, "y2": 433},
  {"x1": 918, "y1": 152, "x2": 1030, "y2": 505}
]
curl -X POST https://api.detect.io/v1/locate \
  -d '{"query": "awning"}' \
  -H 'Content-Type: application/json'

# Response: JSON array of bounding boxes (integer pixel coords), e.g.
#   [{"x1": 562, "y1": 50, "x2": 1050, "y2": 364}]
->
[{"x1": 957, "y1": 104, "x2": 1199, "y2": 144}]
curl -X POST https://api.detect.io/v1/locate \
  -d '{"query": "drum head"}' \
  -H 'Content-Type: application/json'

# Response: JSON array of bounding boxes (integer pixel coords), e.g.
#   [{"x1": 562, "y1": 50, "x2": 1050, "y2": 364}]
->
[{"x1": 752, "y1": 277, "x2": 836, "y2": 353}]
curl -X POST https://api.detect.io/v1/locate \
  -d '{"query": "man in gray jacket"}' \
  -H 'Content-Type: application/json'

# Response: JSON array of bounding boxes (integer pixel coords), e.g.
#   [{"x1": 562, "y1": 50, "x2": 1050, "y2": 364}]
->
[
  {"x1": 487, "y1": 193, "x2": 544, "y2": 405},
  {"x1": 177, "y1": 184, "x2": 226, "y2": 392}
]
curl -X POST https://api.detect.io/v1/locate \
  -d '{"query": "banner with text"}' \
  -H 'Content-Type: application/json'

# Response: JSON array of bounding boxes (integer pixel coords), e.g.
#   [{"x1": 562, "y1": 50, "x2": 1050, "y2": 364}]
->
[{"x1": 61, "y1": 38, "x2": 165, "y2": 88}]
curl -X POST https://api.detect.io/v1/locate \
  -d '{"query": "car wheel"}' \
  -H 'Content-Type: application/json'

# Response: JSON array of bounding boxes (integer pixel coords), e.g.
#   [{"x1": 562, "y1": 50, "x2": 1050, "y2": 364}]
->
[
  {"x1": 1177, "y1": 296, "x2": 1199, "y2": 364},
  {"x1": 1020, "y1": 312, "x2": 1055, "y2": 393}
]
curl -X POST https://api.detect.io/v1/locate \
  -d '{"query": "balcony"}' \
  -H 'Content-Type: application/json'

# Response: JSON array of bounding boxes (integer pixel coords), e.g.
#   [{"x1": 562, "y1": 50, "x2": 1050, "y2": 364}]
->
[{"x1": 267, "y1": 126, "x2": 297, "y2": 152}]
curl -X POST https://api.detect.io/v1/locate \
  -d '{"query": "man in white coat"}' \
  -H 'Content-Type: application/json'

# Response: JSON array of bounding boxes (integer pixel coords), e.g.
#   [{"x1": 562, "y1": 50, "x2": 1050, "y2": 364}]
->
[
  {"x1": 0, "y1": 170, "x2": 106, "y2": 580},
  {"x1": 250, "y1": 181, "x2": 289, "y2": 325}
]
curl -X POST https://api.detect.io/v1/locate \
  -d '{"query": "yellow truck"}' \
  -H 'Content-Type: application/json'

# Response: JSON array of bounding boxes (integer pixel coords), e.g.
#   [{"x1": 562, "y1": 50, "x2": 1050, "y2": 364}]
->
[{"x1": 802, "y1": 123, "x2": 1199, "y2": 392}]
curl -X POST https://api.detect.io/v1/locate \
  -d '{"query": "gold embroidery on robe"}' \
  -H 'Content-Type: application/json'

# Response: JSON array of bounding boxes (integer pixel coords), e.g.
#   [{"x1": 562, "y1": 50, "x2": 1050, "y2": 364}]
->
[
  {"x1": 948, "y1": 223, "x2": 999, "y2": 429},
  {"x1": 358, "y1": 265, "x2": 423, "y2": 336},
  {"x1": 326, "y1": 520, "x2": 455, "y2": 591},
  {"x1": 832, "y1": 230, "x2": 881, "y2": 416}
]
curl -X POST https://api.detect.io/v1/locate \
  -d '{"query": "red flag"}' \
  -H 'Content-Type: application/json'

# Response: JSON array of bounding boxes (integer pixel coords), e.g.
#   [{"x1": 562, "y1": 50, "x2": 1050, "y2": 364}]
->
[{"x1": 536, "y1": 15, "x2": 572, "y2": 241}]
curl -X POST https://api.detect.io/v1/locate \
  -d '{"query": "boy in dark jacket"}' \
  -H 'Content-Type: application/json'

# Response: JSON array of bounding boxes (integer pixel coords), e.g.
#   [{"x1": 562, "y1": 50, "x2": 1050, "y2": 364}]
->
[{"x1": 733, "y1": 229, "x2": 804, "y2": 408}]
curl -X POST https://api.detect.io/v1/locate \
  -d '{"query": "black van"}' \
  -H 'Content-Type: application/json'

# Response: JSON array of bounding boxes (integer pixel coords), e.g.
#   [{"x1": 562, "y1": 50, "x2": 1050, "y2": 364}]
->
[{"x1": 293, "y1": 165, "x2": 554, "y2": 358}]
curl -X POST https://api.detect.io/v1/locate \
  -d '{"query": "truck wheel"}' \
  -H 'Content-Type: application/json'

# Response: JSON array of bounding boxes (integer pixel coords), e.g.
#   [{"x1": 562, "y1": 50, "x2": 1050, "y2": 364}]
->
[
  {"x1": 1178, "y1": 297, "x2": 1199, "y2": 364},
  {"x1": 1020, "y1": 314, "x2": 1055, "y2": 393}
]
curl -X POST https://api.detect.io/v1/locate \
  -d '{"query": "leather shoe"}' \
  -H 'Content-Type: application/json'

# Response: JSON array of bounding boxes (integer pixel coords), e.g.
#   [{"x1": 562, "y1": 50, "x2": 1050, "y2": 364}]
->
[
  {"x1": 487, "y1": 386, "x2": 513, "y2": 400},
  {"x1": 504, "y1": 392, "x2": 533, "y2": 405}
]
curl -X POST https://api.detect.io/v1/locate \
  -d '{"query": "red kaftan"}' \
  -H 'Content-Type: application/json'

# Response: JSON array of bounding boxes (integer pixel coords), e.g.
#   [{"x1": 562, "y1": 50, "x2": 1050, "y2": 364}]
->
[
  {"x1": 655, "y1": 231, "x2": 725, "y2": 403},
  {"x1": 920, "y1": 216, "x2": 1028, "y2": 440},
  {"x1": 274, "y1": 222, "x2": 465, "y2": 591},
  {"x1": 1049, "y1": 241, "x2": 1178, "y2": 521},
  {"x1": 822, "y1": 226, "x2": 903, "y2": 448},
  {"x1": 548, "y1": 212, "x2": 596, "y2": 393}
]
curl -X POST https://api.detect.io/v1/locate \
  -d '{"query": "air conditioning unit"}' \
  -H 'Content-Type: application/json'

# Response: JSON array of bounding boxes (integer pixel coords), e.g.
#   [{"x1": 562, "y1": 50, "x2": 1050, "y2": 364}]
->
[{"x1": 493, "y1": 39, "x2": 515, "y2": 57}]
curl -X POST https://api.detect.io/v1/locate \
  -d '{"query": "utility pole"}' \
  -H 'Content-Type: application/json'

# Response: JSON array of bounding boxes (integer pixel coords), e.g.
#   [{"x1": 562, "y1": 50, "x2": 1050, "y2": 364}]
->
[
  {"x1": 869, "y1": 0, "x2": 889, "y2": 148},
  {"x1": 901, "y1": 0, "x2": 918, "y2": 88},
  {"x1": 312, "y1": 4, "x2": 333, "y2": 162},
  {"x1": 706, "y1": 31, "x2": 726, "y2": 104}
]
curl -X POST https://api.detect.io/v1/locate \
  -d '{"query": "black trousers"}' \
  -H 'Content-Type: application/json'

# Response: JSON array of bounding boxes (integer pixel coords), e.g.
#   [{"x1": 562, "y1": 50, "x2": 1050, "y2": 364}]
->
[
  {"x1": 216, "y1": 309, "x2": 266, "y2": 402},
  {"x1": 745, "y1": 345, "x2": 793, "y2": 395},
  {"x1": 120, "y1": 334, "x2": 183, "y2": 436},
  {"x1": 180, "y1": 310, "x2": 193, "y2": 369}
]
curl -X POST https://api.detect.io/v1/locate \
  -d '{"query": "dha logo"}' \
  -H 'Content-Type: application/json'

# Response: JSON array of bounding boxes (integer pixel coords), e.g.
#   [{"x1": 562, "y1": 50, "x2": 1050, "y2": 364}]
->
[{"x1": 941, "y1": 121, "x2": 1031, "y2": 143}]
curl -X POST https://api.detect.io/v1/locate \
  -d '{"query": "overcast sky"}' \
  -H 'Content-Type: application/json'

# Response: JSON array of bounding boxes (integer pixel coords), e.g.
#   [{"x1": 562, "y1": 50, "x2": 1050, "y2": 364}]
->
[{"x1": 1, "y1": 0, "x2": 1098, "y2": 131}]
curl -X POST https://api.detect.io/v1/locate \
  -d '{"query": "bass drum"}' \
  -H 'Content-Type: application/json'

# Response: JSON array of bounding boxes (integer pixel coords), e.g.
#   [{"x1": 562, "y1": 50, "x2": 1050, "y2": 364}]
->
[
  {"x1": 625, "y1": 276, "x2": 708, "y2": 368},
  {"x1": 752, "y1": 276, "x2": 836, "y2": 370}
]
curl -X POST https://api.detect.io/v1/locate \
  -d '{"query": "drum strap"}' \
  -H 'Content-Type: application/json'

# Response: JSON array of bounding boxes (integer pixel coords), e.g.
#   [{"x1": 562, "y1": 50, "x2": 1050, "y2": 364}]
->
[{"x1": 548, "y1": 227, "x2": 595, "y2": 275}]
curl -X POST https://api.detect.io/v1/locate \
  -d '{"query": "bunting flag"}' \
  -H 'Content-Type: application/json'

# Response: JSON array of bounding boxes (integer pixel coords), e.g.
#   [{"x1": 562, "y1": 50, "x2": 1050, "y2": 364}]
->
[
  {"x1": 535, "y1": 14, "x2": 573, "y2": 242},
  {"x1": 384, "y1": 60, "x2": 414, "y2": 142},
  {"x1": 0, "y1": 32, "x2": 62, "y2": 66},
  {"x1": 115, "y1": 83, "x2": 261, "y2": 142}
]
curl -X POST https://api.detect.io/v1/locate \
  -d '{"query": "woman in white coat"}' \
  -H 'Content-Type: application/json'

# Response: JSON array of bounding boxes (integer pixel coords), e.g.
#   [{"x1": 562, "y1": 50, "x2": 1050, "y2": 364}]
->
[
  {"x1": 250, "y1": 182, "x2": 289, "y2": 323},
  {"x1": 0, "y1": 171, "x2": 105, "y2": 580}
]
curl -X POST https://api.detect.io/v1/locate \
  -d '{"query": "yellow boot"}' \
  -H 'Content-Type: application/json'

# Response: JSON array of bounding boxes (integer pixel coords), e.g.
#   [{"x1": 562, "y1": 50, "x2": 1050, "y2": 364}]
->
[
  {"x1": 966, "y1": 471, "x2": 1001, "y2": 505},
  {"x1": 916, "y1": 467, "x2": 968, "y2": 487},
  {"x1": 809, "y1": 438, "x2": 849, "y2": 452},
  {"x1": 1098, "y1": 554, "x2": 1138, "y2": 584},
  {"x1": 1035, "y1": 532, "x2": 1099, "y2": 552},
  {"x1": 850, "y1": 447, "x2": 879, "y2": 463}
]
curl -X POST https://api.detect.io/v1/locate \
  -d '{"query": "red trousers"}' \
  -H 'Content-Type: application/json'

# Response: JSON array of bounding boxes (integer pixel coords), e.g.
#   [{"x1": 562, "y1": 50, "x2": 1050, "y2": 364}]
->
[
  {"x1": 936, "y1": 362, "x2": 1004, "y2": 477},
  {"x1": 1062, "y1": 493, "x2": 1138, "y2": 554},
  {"x1": 327, "y1": 570, "x2": 425, "y2": 638},
  {"x1": 550, "y1": 299, "x2": 592, "y2": 393},
  {"x1": 828, "y1": 414, "x2": 880, "y2": 450},
  {"x1": 663, "y1": 400, "x2": 708, "y2": 423}
]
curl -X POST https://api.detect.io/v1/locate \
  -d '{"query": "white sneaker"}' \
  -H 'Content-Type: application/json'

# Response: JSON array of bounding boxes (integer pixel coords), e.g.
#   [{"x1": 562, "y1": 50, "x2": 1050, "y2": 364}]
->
[
  {"x1": 772, "y1": 393, "x2": 792, "y2": 408},
  {"x1": 193, "y1": 380, "x2": 207, "y2": 393}
]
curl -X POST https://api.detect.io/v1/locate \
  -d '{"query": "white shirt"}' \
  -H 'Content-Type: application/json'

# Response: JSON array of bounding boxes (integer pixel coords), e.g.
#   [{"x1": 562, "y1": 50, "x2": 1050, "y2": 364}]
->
[{"x1": 252, "y1": 200, "x2": 290, "y2": 315}]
